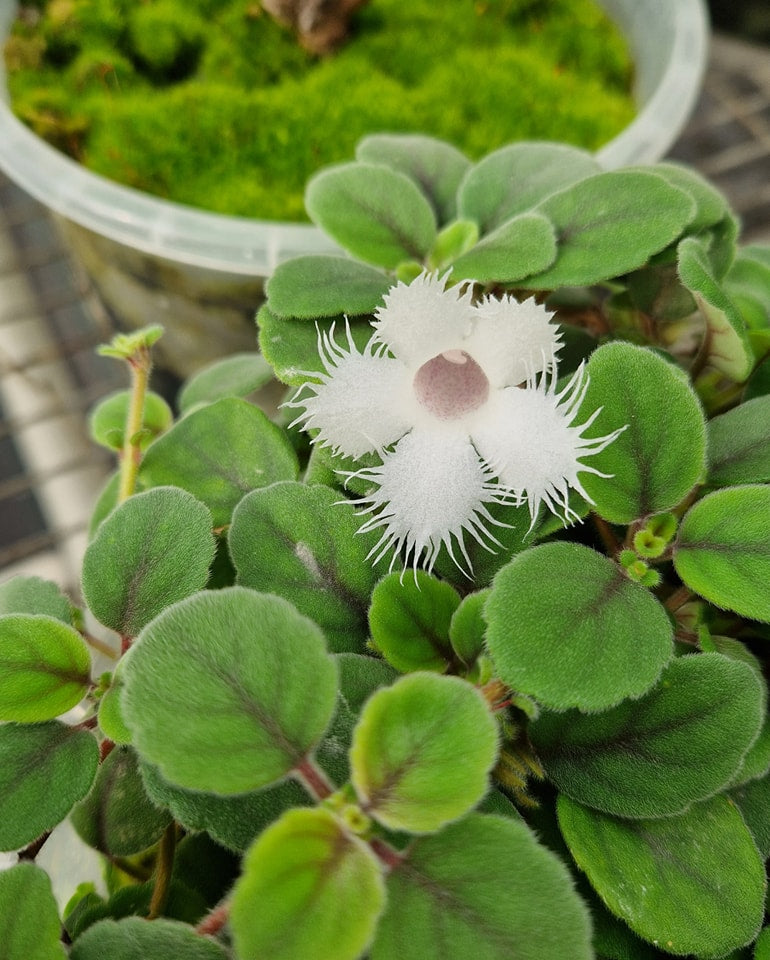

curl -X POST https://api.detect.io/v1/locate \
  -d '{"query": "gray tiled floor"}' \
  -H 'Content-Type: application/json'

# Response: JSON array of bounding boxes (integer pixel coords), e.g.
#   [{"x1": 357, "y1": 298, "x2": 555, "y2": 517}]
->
[{"x1": 0, "y1": 30, "x2": 769, "y2": 588}]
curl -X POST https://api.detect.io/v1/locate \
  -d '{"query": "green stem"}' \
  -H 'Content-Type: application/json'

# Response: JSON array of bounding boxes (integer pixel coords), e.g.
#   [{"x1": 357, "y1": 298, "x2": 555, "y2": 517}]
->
[
  {"x1": 148, "y1": 823, "x2": 177, "y2": 920},
  {"x1": 118, "y1": 349, "x2": 151, "y2": 504}
]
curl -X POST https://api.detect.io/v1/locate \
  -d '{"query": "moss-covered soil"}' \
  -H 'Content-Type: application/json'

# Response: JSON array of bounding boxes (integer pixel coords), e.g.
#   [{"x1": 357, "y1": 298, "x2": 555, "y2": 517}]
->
[{"x1": 4, "y1": 0, "x2": 635, "y2": 220}]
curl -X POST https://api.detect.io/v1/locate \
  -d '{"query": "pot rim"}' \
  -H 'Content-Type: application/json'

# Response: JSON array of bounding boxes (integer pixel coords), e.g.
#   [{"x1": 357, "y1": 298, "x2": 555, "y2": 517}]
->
[{"x1": 0, "y1": 0, "x2": 709, "y2": 276}]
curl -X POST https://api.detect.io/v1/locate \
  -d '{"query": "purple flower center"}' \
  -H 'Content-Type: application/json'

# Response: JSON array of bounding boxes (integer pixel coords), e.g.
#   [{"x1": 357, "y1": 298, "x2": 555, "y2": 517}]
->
[{"x1": 413, "y1": 350, "x2": 490, "y2": 421}]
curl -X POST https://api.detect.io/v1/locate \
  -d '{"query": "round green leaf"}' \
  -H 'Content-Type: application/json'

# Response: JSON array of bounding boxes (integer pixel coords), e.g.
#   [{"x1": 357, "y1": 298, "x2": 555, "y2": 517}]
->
[
  {"x1": 265, "y1": 255, "x2": 391, "y2": 320},
  {"x1": 530, "y1": 653, "x2": 763, "y2": 817},
  {"x1": 730, "y1": 772, "x2": 770, "y2": 859},
  {"x1": 349, "y1": 672, "x2": 498, "y2": 833},
  {"x1": 0, "y1": 863, "x2": 66, "y2": 960},
  {"x1": 257, "y1": 303, "x2": 376, "y2": 385},
  {"x1": 485, "y1": 543, "x2": 673, "y2": 711},
  {"x1": 450, "y1": 212, "x2": 556, "y2": 283},
  {"x1": 558, "y1": 794, "x2": 766, "y2": 958},
  {"x1": 122, "y1": 587, "x2": 338, "y2": 793},
  {"x1": 140, "y1": 759, "x2": 309, "y2": 853},
  {"x1": 745, "y1": 355, "x2": 770, "y2": 401},
  {"x1": 305, "y1": 162, "x2": 438, "y2": 269},
  {"x1": 89, "y1": 389, "x2": 172, "y2": 451},
  {"x1": 71, "y1": 746, "x2": 172, "y2": 856},
  {"x1": 229, "y1": 482, "x2": 383, "y2": 653},
  {"x1": 756, "y1": 928, "x2": 770, "y2": 960},
  {"x1": 523, "y1": 171, "x2": 696, "y2": 288},
  {"x1": 646, "y1": 162, "x2": 728, "y2": 233},
  {"x1": 231, "y1": 806, "x2": 386, "y2": 960},
  {"x1": 0, "y1": 575, "x2": 72, "y2": 623},
  {"x1": 0, "y1": 721, "x2": 99, "y2": 851},
  {"x1": 177, "y1": 353, "x2": 274, "y2": 414},
  {"x1": 97, "y1": 663, "x2": 132, "y2": 745},
  {"x1": 0, "y1": 614, "x2": 90, "y2": 722},
  {"x1": 581, "y1": 341, "x2": 707, "y2": 524},
  {"x1": 139, "y1": 398, "x2": 298, "y2": 527},
  {"x1": 674, "y1": 486, "x2": 770, "y2": 622},
  {"x1": 678, "y1": 236, "x2": 753, "y2": 382},
  {"x1": 371, "y1": 813, "x2": 593, "y2": 960},
  {"x1": 368, "y1": 571, "x2": 461, "y2": 673},
  {"x1": 356, "y1": 133, "x2": 471, "y2": 225},
  {"x1": 707, "y1": 396, "x2": 770, "y2": 487},
  {"x1": 69, "y1": 917, "x2": 228, "y2": 960},
  {"x1": 457, "y1": 142, "x2": 600, "y2": 234},
  {"x1": 448, "y1": 589, "x2": 489, "y2": 669},
  {"x1": 82, "y1": 486, "x2": 216, "y2": 637}
]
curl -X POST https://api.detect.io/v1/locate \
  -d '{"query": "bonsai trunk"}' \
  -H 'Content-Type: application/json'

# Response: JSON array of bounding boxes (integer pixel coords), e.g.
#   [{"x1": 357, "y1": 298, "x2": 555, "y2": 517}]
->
[{"x1": 261, "y1": 0, "x2": 368, "y2": 54}]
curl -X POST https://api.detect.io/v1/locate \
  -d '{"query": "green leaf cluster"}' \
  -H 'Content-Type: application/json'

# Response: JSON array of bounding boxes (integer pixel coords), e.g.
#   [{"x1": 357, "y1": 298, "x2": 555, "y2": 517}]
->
[{"x1": 4, "y1": 133, "x2": 770, "y2": 959}]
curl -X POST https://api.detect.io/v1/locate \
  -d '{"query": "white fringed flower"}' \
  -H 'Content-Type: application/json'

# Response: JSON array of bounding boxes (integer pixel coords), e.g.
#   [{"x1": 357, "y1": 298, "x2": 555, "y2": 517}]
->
[{"x1": 289, "y1": 272, "x2": 623, "y2": 572}]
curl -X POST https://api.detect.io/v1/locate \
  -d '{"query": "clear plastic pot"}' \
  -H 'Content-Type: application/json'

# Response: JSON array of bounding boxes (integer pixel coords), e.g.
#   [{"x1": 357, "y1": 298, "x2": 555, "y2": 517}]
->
[{"x1": 0, "y1": 0, "x2": 709, "y2": 375}]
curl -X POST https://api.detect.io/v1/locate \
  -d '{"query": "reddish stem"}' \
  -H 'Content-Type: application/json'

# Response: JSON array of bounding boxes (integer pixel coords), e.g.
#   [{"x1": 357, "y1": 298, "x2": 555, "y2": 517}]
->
[
  {"x1": 664, "y1": 585, "x2": 693, "y2": 613},
  {"x1": 196, "y1": 902, "x2": 230, "y2": 937},
  {"x1": 368, "y1": 837, "x2": 404, "y2": 871},
  {"x1": 293, "y1": 757, "x2": 335, "y2": 801}
]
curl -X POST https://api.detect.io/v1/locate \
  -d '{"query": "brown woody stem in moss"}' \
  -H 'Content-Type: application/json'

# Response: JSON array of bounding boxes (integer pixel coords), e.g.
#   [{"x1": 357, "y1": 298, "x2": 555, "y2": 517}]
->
[{"x1": 261, "y1": 0, "x2": 368, "y2": 54}]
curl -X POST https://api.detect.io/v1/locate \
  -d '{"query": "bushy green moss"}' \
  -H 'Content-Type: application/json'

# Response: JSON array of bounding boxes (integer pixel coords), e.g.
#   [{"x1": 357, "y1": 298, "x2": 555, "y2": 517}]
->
[{"x1": 5, "y1": 0, "x2": 635, "y2": 220}]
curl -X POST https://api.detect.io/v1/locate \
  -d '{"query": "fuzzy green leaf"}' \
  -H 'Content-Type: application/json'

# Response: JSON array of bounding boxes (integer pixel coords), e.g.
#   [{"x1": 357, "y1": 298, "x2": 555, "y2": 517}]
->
[
  {"x1": 141, "y1": 760, "x2": 309, "y2": 853},
  {"x1": 71, "y1": 746, "x2": 172, "y2": 856},
  {"x1": 457, "y1": 142, "x2": 600, "y2": 234},
  {"x1": 448, "y1": 589, "x2": 488, "y2": 669},
  {"x1": 678, "y1": 236, "x2": 753, "y2": 382},
  {"x1": 731, "y1": 772, "x2": 770, "y2": 858},
  {"x1": 371, "y1": 813, "x2": 593, "y2": 960},
  {"x1": 231, "y1": 807, "x2": 386, "y2": 960},
  {"x1": 581, "y1": 341, "x2": 707, "y2": 523},
  {"x1": 69, "y1": 917, "x2": 228, "y2": 960},
  {"x1": 0, "y1": 614, "x2": 90, "y2": 722},
  {"x1": 674, "y1": 485, "x2": 770, "y2": 622},
  {"x1": 177, "y1": 353, "x2": 274, "y2": 414},
  {"x1": 82, "y1": 486, "x2": 215, "y2": 637},
  {"x1": 122, "y1": 587, "x2": 338, "y2": 793},
  {"x1": 349, "y1": 672, "x2": 498, "y2": 833},
  {"x1": 644, "y1": 162, "x2": 728, "y2": 233},
  {"x1": 356, "y1": 133, "x2": 471, "y2": 225},
  {"x1": 139, "y1": 398, "x2": 298, "y2": 527},
  {"x1": 98, "y1": 663, "x2": 132, "y2": 745},
  {"x1": 257, "y1": 304, "x2": 375, "y2": 385},
  {"x1": 558, "y1": 794, "x2": 766, "y2": 957},
  {"x1": 485, "y1": 543, "x2": 672, "y2": 711},
  {"x1": 305, "y1": 162, "x2": 437, "y2": 268},
  {"x1": 0, "y1": 721, "x2": 98, "y2": 850},
  {"x1": 745, "y1": 355, "x2": 770, "y2": 401},
  {"x1": 0, "y1": 575, "x2": 72, "y2": 623},
  {"x1": 521, "y1": 171, "x2": 695, "y2": 288},
  {"x1": 265, "y1": 256, "x2": 391, "y2": 320},
  {"x1": 368, "y1": 571, "x2": 461, "y2": 673},
  {"x1": 707, "y1": 396, "x2": 770, "y2": 487},
  {"x1": 449, "y1": 212, "x2": 556, "y2": 283},
  {"x1": 315, "y1": 653, "x2": 401, "y2": 787},
  {"x1": 229, "y1": 482, "x2": 384, "y2": 653},
  {"x1": 726, "y1": 249, "x2": 770, "y2": 330},
  {"x1": 756, "y1": 928, "x2": 770, "y2": 960},
  {"x1": 89, "y1": 390, "x2": 172, "y2": 451},
  {"x1": 531, "y1": 653, "x2": 763, "y2": 817},
  {"x1": 0, "y1": 863, "x2": 65, "y2": 960},
  {"x1": 428, "y1": 219, "x2": 479, "y2": 270}
]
